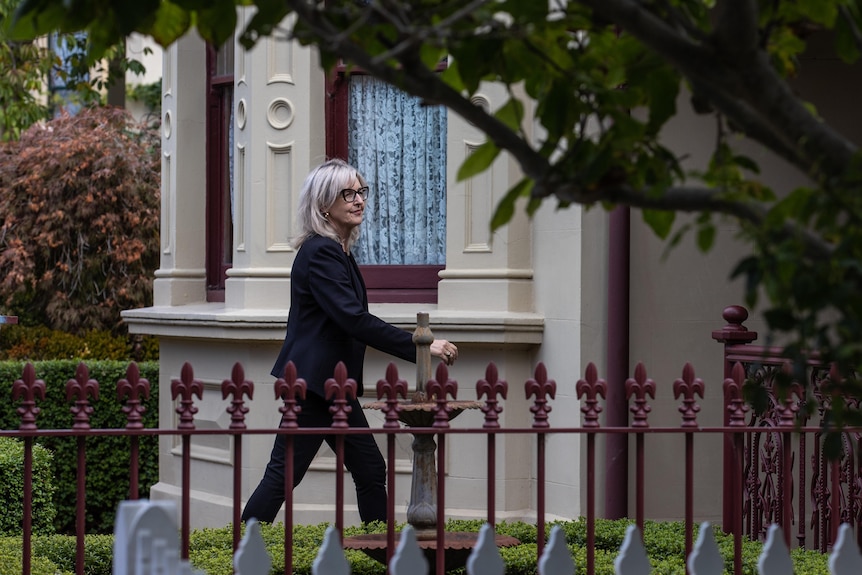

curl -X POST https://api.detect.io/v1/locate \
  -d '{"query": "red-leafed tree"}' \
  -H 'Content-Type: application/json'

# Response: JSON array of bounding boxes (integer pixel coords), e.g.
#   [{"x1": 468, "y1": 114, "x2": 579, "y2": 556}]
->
[{"x1": 0, "y1": 106, "x2": 160, "y2": 334}]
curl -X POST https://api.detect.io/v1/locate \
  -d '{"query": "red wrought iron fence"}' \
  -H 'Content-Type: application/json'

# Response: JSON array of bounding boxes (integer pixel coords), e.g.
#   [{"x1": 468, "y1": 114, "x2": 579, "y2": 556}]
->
[
  {"x1": 4, "y1": 305, "x2": 862, "y2": 574},
  {"x1": 714, "y1": 305, "x2": 862, "y2": 553}
]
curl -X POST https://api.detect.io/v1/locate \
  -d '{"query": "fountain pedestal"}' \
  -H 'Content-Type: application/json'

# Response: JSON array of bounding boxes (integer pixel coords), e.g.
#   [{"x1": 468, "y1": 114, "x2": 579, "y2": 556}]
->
[{"x1": 342, "y1": 313, "x2": 519, "y2": 571}]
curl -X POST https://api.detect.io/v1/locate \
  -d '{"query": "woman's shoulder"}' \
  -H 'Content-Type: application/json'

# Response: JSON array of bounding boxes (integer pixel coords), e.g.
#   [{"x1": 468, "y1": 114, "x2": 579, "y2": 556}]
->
[
  {"x1": 302, "y1": 234, "x2": 341, "y2": 250},
  {"x1": 297, "y1": 235, "x2": 344, "y2": 261}
]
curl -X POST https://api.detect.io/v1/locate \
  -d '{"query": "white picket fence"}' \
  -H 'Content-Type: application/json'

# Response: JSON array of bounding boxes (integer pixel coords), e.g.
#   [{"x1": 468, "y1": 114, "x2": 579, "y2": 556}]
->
[{"x1": 114, "y1": 500, "x2": 862, "y2": 575}]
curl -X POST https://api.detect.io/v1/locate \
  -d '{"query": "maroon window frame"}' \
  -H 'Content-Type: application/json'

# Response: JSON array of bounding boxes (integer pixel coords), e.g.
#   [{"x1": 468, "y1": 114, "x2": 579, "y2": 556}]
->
[
  {"x1": 205, "y1": 44, "x2": 234, "y2": 302},
  {"x1": 325, "y1": 68, "x2": 444, "y2": 304}
]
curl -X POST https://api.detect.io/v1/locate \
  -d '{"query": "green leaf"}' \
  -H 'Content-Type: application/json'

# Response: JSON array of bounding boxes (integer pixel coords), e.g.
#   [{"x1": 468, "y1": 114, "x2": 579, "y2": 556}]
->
[
  {"x1": 419, "y1": 43, "x2": 446, "y2": 70},
  {"x1": 148, "y1": 1, "x2": 192, "y2": 48},
  {"x1": 10, "y1": 0, "x2": 67, "y2": 40},
  {"x1": 641, "y1": 209, "x2": 675, "y2": 239},
  {"x1": 644, "y1": 65, "x2": 679, "y2": 134},
  {"x1": 456, "y1": 141, "x2": 500, "y2": 182},
  {"x1": 696, "y1": 223, "x2": 716, "y2": 252},
  {"x1": 733, "y1": 154, "x2": 760, "y2": 174},
  {"x1": 494, "y1": 98, "x2": 524, "y2": 132},
  {"x1": 439, "y1": 58, "x2": 465, "y2": 94},
  {"x1": 834, "y1": 9, "x2": 862, "y2": 63},
  {"x1": 491, "y1": 178, "x2": 533, "y2": 231},
  {"x1": 196, "y1": 1, "x2": 239, "y2": 47},
  {"x1": 797, "y1": 0, "x2": 838, "y2": 27}
]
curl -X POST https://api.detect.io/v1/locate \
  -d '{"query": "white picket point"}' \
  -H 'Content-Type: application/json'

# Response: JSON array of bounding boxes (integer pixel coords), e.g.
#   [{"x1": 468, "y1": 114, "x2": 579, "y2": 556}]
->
[
  {"x1": 312, "y1": 525, "x2": 351, "y2": 575},
  {"x1": 390, "y1": 525, "x2": 429, "y2": 575},
  {"x1": 829, "y1": 523, "x2": 862, "y2": 575},
  {"x1": 466, "y1": 523, "x2": 505, "y2": 575},
  {"x1": 614, "y1": 524, "x2": 651, "y2": 575},
  {"x1": 688, "y1": 522, "x2": 724, "y2": 575},
  {"x1": 757, "y1": 525, "x2": 793, "y2": 575},
  {"x1": 113, "y1": 506, "x2": 862, "y2": 575},
  {"x1": 538, "y1": 525, "x2": 575, "y2": 575},
  {"x1": 233, "y1": 519, "x2": 272, "y2": 575}
]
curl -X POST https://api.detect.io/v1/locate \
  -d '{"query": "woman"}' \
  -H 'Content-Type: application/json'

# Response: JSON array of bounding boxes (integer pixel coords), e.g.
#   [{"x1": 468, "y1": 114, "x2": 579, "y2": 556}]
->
[{"x1": 242, "y1": 159, "x2": 458, "y2": 524}]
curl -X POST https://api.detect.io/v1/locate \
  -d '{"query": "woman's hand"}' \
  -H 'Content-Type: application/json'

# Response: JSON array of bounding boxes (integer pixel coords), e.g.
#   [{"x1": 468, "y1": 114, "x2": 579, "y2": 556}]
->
[{"x1": 430, "y1": 339, "x2": 458, "y2": 366}]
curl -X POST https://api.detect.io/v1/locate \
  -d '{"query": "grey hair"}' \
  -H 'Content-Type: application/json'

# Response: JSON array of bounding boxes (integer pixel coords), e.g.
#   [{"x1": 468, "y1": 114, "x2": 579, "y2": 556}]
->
[{"x1": 293, "y1": 158, "x2": 367, "y2": 250}]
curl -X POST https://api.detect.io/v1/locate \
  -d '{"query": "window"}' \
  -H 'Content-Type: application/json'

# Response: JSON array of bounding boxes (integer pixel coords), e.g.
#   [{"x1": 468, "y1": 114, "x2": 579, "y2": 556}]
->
[
  {"x1": 48, "y1": 33, "x2": 88, "y2": 116},
  {"x1": 327, "y1": 70, "x2": 447, "y2": 303},
  {"x1": 205, "y1": 40, "x2": 235, "y2": 302}
]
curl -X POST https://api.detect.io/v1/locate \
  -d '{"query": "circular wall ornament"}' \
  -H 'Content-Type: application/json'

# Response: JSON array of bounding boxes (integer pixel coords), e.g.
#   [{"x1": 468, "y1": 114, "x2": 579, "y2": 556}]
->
[
  {"x1": 163, "y1": 110, "x2": 172, "y2": 139},
  {"x1": 267, "y1": 98, "x2": 295, "y2": 130},
  {"x1": 236, "y1": 98, "x2": 247, "y2": 130},
  {"x1": 470, "y1": 95, "x2": 491, "y2": 114}
]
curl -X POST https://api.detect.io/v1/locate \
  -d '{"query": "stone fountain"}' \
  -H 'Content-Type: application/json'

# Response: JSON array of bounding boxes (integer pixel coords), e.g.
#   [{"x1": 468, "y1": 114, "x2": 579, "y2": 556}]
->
[{"x1": 342, "y1": 313, "x2": 519, "y2": 572}]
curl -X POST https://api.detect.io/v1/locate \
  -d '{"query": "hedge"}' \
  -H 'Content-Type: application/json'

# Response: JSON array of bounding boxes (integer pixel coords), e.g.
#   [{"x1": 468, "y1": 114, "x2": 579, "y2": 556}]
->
[
  {"x1": 0, "y1": 437, "x2": 56, "y2": 535},
  {"x1": 0, "y1": 360, "x2": 159, "y2": 534},
  {"x1": 0, "y1": 519, "x2": 832, "y2": 575}
]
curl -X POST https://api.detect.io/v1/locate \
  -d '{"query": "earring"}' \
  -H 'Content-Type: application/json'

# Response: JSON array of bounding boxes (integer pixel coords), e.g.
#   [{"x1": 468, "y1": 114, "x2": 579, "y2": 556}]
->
[{"x1": 323, "y1": 212, "x2": 330, "y2": 219}]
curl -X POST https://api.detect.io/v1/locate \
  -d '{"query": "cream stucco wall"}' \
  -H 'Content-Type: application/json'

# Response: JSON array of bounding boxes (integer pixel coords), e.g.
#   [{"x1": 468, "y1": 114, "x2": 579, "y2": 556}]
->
[{"x1": 124, "y1": 17, "x2": 560, "y2": 529}]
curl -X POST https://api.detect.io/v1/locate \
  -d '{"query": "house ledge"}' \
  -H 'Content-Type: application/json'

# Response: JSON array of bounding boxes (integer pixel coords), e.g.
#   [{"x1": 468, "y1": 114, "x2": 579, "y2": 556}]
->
[{"x1": 122, "y1": 303, "x2": 544, "y2": 345}]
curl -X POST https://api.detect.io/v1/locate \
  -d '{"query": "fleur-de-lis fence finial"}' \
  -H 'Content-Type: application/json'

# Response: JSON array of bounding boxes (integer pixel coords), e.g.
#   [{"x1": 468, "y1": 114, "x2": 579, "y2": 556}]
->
[
  {"x1": 476, "y1": 363, "x2": 507, "y2": 429},
  {"x1": 723, "y1": 362, "x2": 749, "y2": 427},
  {"x1": 275, "y1": 361, "x2": 307, "y2": 429},
  {"x1": 66, "y1": 362, "x2": 99, "y2": 430},
  {"x1": 673, "y1": 363, "x2": 704, "y2": 428},
  {"x1": 576, "y1": 363, "x2": 607, "y2": 428},
  {"x1": 171, "y1": 362, "x2": 203, "y2": 430},
  {"x1": 427, "y1": 363, "x2": 458, "y2": 429},
  {"x1": 376, "y1": 363, "x2": 407, "y2": 429},
  {"x1": 526, "y1": 363, "x2": 557, "y2": 428},
  {"x1": 13, "y1": 363, "x2": 45, "y2": 431},
  {"x1": 222, "y1": 363, "x2": 254, "y2": 429},
  {"x1": 117, "y1": 362, "x2": 151, "y2": 430},
  {"x1": 625, "y1": 362, "x2": 655, "y2": 428},
  {"x1": 325, "y1": 362, "x2": 357, "y2": 428}
]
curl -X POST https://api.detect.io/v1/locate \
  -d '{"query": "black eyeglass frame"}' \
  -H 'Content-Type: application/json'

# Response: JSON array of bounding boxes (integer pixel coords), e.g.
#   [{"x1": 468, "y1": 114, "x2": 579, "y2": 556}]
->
[{"x1": 340, "y1": 186, "x2": 369, "y2": 203}]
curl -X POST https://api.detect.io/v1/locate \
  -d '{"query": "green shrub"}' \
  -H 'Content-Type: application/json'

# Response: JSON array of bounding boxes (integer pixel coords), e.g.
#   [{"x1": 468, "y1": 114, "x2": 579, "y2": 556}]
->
[
  {"x1": 0, "y1": 325, "x2": 158, "y2": 361},
  {"x1": 0, "y1": 437, "x2": 56, "y2": 535},
  {"x1": 0, "y1": 106, "x2": 160, "y2": 335},
  {"x1": 33, "y1": 533, "x2": 114, "y2": 575},
  {"x1": 0, "y1": 360, "x2": 159, "y2": 535},
  {"x1": 0, "y1": 518, "x2": 836, "y2": 575}
]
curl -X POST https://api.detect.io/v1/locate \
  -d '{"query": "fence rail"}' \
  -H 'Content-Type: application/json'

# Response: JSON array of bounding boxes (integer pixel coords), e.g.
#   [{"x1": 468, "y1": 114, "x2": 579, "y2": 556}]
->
[{"x1": 6, "y1": 353, "x2": 862, "y2": 574}]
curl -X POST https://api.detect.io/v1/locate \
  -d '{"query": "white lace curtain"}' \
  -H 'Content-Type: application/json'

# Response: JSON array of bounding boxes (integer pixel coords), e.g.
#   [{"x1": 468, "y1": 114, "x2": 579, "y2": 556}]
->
[{"x1": 348, "y1": 75, "x2": 447, "y2": 265}]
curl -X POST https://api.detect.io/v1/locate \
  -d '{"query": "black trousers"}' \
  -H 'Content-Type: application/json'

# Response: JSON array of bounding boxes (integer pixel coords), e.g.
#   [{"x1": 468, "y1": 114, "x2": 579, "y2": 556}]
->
[{"x1": 241, "y1": 391, "x2": 387, "y2": 524}]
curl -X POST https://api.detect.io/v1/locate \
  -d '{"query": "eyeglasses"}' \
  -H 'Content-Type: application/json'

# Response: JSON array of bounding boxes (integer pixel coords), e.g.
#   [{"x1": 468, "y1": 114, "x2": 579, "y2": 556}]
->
[{"x1": 340, "y1": 186, "x2": 369, "y2": 203}]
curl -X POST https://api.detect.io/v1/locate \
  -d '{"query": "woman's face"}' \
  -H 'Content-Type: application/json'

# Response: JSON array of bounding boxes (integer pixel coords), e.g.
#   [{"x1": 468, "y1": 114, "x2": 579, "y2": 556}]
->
[{"x1": 327, "y1": 177, "x2": 367, "y2": 240}]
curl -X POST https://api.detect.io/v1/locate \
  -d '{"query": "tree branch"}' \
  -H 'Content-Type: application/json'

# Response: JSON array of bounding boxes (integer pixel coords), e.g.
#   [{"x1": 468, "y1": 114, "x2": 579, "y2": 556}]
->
[
  {"x1": 282, "y1": 0, "x2": 836, "y2": 262},
  {"x1": 713, "y1": 0, "x2": 759, "y2": 60},
  {"x1": 578, "y1": 0, "x2": 859, "y2": 184},
  {"x1": 592, "y1": 184, "x2": 834, "y2": 260},
  {"x1": 284, "y1": 0, "x2": 552, "y2": 183}
]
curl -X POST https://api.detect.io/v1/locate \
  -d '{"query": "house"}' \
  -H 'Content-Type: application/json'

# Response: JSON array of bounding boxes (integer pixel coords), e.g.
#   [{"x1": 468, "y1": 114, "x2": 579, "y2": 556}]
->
[{"x1": 122, "y1": 11, "x2": 856, "y2": 530}]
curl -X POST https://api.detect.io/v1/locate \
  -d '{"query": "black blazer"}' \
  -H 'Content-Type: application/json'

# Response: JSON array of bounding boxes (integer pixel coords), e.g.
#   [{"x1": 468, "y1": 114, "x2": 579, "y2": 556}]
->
[{"x1": 271, "y1": 235, "x2": 417, "y2": 397}]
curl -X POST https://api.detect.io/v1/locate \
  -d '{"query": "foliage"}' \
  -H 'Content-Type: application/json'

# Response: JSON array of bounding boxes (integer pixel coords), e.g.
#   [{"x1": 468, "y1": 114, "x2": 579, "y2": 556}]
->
[
  {"x1": 13, "y1": 1, "x2": 862, "y2": 423},
  {"x1": 186, "y1": 519, "x2": 830, "y2": 575},
  {"x1": 0, "y1": 536, "x2": 70, "y2": 575},
  {"x1": 0, "y1": 360, "x2": 159, "y2": 534},
  {"x1": 0, "y1": 0, "x2": 53, "y2": 140},
  {"x1": 0, "y1": 106, "x2": 160, "y2": 335},
  {"x1": 0, "y1": 436, "x2": 56, "y2": 535},
  {"x1": 0, "y1": 324, "x2": 159, "y2": 361},
  {"x1": 126, "y1": 78, "x2": 162, "y2": 114},
  {"x1": 0, "y1": 1, "x2": 146, "y2": 140},
  {"x1": 31, "y1": 533, "x2": 113, "y2": 575},
  {"x1": 0, "y1": 517, "x2": 834, "y2": 575}
]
